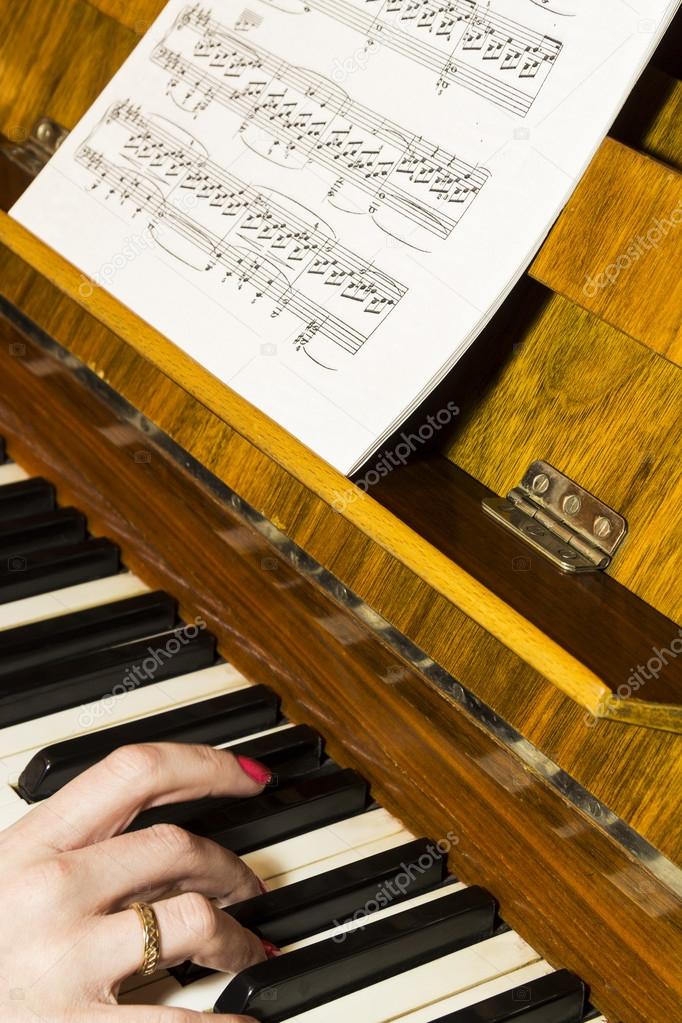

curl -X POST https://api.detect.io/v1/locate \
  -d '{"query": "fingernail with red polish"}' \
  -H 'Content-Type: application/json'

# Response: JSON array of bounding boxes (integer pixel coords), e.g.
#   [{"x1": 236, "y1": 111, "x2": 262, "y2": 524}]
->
[
  {"x1": 236, "y1": 755, "x2": 273, "y2": 786},
  {"x1": 261, "y1": 939, "x2": 282, "y2": 958}
]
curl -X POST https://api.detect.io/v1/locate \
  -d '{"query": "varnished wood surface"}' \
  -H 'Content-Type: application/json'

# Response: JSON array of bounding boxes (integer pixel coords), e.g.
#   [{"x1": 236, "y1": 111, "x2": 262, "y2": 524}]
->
[
  {"x1": 85, "y1": 0, "x2": 165, "y2": 33},
  {"x1": 0, "y1": 0, "x2": 136, "y2": 144},
  {"x1": 1, "y1": 248, "x2": 681, "y2": 864},
  {"x1": 530, "y1": 138, "x2": 682, "y2": 364},
  {"x1": 0, "y1": 136, "x2": 34, "y2": 213},
  {"x1": 0, "y1": 322, "x2": 680, "y2": 1023},
  {"x1": 443, "y1": 285, "x2": 682, "y2": 623},
  {"x1": 372, "y1": 455, "x2": 682, "y2": 713},
  {"x1": 612, "y1": 68, "x2": 682, "y2": 172}
]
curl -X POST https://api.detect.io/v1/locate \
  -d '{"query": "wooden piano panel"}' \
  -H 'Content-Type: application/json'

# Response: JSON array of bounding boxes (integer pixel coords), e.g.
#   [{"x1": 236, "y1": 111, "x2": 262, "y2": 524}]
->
[
  {"x1": 530, "y1": 139, "x2": 682, "y2": 363},
  {"x1": 0, "y1": 0, "x2": 136, "y2": 144},
  {"x1": 84, "y1": 0, "x2": 166, "y2": 33},
  {"x1": 443, "y1": 289, "x2": 682, "y2": 621}
]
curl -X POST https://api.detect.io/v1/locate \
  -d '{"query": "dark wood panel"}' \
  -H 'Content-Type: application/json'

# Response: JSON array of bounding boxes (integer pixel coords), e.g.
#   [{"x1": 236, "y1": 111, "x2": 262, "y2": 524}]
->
[
  {"x1": 0, "y1": 134, "x2": 34, "y2": 212},
  {"x1": 0, "y1": 315, "x2": 680, "y2": 1023},
  {"x1": 372, "y1": 455, "x2": 682, "y2": 709}
]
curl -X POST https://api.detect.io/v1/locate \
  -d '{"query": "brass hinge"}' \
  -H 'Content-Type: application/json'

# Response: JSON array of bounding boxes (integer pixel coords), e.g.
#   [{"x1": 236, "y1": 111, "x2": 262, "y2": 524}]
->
[
  {"x1": 2, "y1": 118, "x2": 68, "y2": 178},
  {"x1": 482, "y1": 461, "x2": 627, "y2": 573}
]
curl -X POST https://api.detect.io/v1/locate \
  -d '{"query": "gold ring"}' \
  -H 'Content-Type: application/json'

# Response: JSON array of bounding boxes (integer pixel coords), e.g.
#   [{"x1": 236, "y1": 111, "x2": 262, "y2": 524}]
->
[{"x1": 130, "y1": 901, "x2": 161, "y2": 976}]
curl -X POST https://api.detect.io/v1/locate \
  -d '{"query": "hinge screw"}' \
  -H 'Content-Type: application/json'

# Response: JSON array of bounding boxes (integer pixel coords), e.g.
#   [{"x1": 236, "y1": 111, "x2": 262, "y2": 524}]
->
[
  {"x1": 532, "y1": 473, "x2": 550, "y2": 494},
  {"x1": 594, "y1": 516, "x2": 612, "y2": 539},
  {"x1": 562, "y1": 494, "x2": 581, "y2": 516},
  {"x1": 35, "y1": 120, "x2": 55, "y2": 144}
]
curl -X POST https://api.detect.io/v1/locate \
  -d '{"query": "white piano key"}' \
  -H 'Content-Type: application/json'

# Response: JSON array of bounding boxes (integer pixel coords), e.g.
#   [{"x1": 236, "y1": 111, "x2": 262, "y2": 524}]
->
[
  {"x1": 0, "y1": 463, "x2": 28, "y2": 485},
  {"x1": 286, "y1": 929, "x2": 541, "y2": 1023},
  {"x1": 243, "y1": 807, "x2": 407, "y2": 881},
  {"x1": 380, "y1": 960, "x2": 555, "y2": 1023},
  {"x1": 266, "y1": 829, "x2": 417, "y2": 889},
  {"x1": 0, "y1": 572, "x2": 149, "y2": 631},
  {"x1": 0, "y1": 665, "x2": 254, "y2": 823},
  {"x1": 122, "y1": 922, "x2": 539, "y2": 1016}
]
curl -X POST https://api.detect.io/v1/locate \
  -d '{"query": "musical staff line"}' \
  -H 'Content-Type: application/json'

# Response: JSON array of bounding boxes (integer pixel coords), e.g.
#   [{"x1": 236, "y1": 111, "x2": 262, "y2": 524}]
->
[
  {"x1": 152, "y1": 6, "x2": 490, "y2": 241},
  {"x1": 275, "y1": 0, "x2": 563, "y2": 116},
  {"x1": 76, "y1": 104, "x2": 408, "y2": 364}
]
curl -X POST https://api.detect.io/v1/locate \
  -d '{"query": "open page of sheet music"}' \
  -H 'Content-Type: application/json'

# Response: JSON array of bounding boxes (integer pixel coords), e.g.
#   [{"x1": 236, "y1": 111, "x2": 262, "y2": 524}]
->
[{"x1": 11, "y1": 0, "x2": 678, "y2": 473}]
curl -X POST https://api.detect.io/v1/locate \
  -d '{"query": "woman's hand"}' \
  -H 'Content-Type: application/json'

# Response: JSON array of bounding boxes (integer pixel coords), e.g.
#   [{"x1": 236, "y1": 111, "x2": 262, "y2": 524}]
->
[{"x1": 0, "y1": 743, "x2": 272, "y2": 1022}]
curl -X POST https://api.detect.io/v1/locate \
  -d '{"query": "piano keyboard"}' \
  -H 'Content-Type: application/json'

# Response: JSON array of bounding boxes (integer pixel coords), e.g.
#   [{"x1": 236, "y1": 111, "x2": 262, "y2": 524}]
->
[{"x1": 0, "y1": 443, "x2": 606, "y2": 1023}]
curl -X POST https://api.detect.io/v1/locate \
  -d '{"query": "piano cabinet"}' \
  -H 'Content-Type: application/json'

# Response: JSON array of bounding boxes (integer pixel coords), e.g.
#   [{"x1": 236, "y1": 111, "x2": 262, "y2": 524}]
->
[
  {"x1": 0, "y1": 318, "x2": 680, "y2": 1023},
  {"x1": 0, "y1": 3, "x2": 680, "y2": 1023}
]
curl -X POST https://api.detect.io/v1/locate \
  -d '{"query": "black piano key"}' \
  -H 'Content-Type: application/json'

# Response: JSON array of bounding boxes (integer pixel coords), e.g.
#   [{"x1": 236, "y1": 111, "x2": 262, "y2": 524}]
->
[
  {"x1": 0, "y1": 537, "x2": 120, "y2": 604},
  {"x1": 17, "y1": 688, "x2": 295, "y2": 801},
  {"x1": 0, "y1": 438, "x2": 6, "y2": 464},
  {"x1": 215, "y1": 885, "x2": 496, "y2": 1021},
  {"x1": 0, "y1": 626, "x2": 216, "y2": 728},
  {"x1": 426, "y1": 969, "x2": 586, "y2": 1023},
  {"x1": 0, "y1": 507, "x2": 87, "y2": 560},
  {"x1": 126, "y1": 724, "x2": 325, "y2": 827},
  {"x1": 128, "y1": 768, "x2": 370, "y2": 854},
  {"x1": 174, "y1": 837, "x2": 449, "y2": 985},
  {"x1": 0, "y1": 477, "x2": 55, "y2": 522},
  {"x1": 0, "y1": 591, "x2": 178, "y2": 680}
]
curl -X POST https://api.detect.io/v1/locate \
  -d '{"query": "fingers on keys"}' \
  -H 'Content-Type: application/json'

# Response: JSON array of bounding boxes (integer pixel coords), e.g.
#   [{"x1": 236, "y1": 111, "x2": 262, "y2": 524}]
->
[
  {"x1": 13, "y1": 743, "x2": 273, "y2": 850},
  {"x1": 71, "y1": 823, "x2": 264, "y2": 912},
  {"x1": 103, "y1": 893, "x2": 266, "y2": 983}
]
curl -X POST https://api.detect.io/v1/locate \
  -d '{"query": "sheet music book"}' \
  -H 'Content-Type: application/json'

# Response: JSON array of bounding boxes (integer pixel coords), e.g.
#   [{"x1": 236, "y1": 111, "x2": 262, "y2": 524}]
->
[{"x1": 10, "y1": 0, "x2": 678, "y2": 474}]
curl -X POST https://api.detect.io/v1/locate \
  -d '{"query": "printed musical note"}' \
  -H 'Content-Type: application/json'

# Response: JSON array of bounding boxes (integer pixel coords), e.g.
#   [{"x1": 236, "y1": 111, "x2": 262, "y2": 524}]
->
[
  {"x1": 262, "y1": 0, "x2": 564, "y2": 115},
  {"x1": 150, "y1": 6, "x2": 490, "y2": 243},
  {"x1": 77, "y1": 102, "x2": 408, "y2": 368}
]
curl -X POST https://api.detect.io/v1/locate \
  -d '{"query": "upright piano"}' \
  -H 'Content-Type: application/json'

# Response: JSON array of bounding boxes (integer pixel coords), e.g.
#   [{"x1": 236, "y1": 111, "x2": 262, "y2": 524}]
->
[{"x1": 0, "y1": 3, "x2": 680, "y2": 1022}]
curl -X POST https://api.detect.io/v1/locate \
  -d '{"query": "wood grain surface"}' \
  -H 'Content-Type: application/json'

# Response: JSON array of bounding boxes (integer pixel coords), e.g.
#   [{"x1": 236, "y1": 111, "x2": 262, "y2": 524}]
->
[
  {"x1": 443, "y1": 285, "x2": 682, "y2": 623},
  {"x1": 0, "y1": 0, "x2": 136, "y2": 143},
  {"x1": 371, "y1": 455, "x2": 682, "y2": 715},
  {"x1": 0, "y1": 322, "x2": 680, "y2": 1023},
  {"x1": 1, "y1": 235, "x2": 682, "y2": 859},
  {"x1": 530, "y1": 139, "x2": 682, "y2": 363}
]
